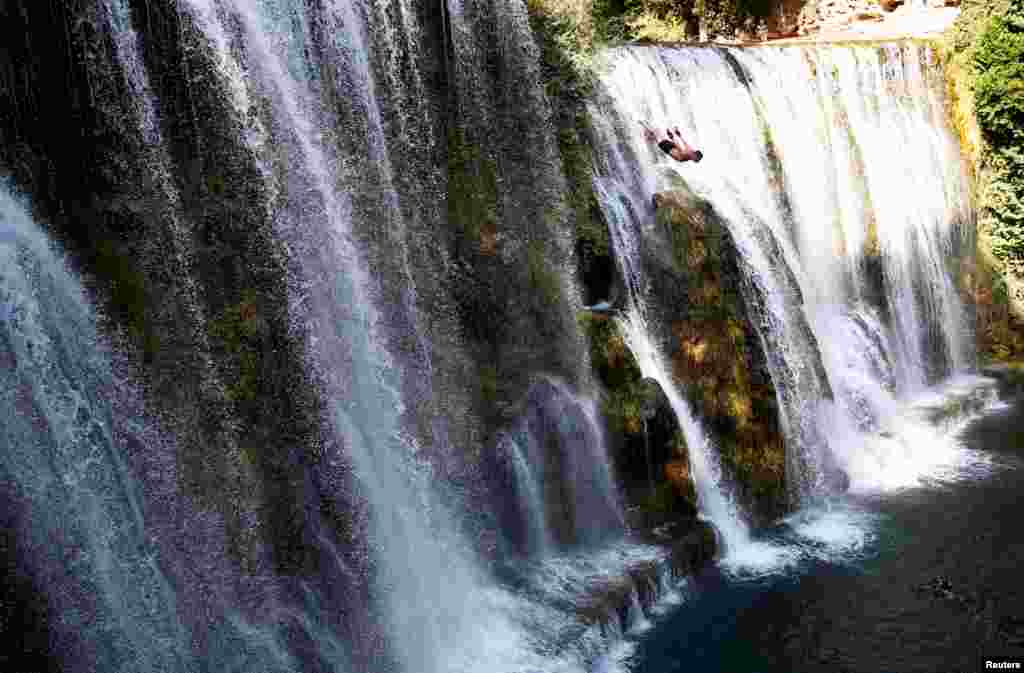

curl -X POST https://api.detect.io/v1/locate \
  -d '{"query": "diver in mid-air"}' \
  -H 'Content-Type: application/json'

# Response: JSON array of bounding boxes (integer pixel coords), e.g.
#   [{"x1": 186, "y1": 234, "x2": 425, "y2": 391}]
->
[{"x1": 641, "y1": 120, "x2": 703, "y2": 163}]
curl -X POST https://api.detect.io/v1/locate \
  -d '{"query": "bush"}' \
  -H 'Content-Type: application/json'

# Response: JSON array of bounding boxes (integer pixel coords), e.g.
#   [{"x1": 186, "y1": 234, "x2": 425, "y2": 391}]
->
[
  {"x1": 947, "y1": 1, "x2": 1024, "y2": 261},
  {"x1": 972, "y1": 14, "x2": 1024, "y2": 148},
  {"x1": 970, "y1": 6, "x2": 1024, "y2": 261},
  {"x1": 945, "y1": 0, "x2": 1024, "y2": 359}
]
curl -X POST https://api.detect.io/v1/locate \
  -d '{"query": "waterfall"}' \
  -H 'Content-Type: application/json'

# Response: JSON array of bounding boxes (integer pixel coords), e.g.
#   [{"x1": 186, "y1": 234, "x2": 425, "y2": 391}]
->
[
  {"x1": 0, "y1": 186, "x2": 192, "y2": 672},
  {"x1": 589, "y1": 57, "x2": 754, "y2": 552},
  {"x1": 1, "y1": 0, "x2": 990, "y2": 668},
  {"x1": 172, "y1": 2, "x2": 628, "y2": 672},
  {"x1": 589, "y1": 43, "x2": 976, "y2": 504},
  {"x1": 179, "y1": 4, "x2": 493, "y2": 673},
  {"x1": 616, "y1": 311, "x2": 752, "y2": 553},
  {"x1": 496, "y1": 379, "x2": 624, "y2": 555}
]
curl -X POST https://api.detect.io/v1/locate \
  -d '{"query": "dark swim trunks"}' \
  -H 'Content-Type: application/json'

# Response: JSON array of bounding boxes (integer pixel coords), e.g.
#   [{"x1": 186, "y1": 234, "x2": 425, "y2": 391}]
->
[{"x1": 658, "y1": 139, "x2": 676, "y2": 155}]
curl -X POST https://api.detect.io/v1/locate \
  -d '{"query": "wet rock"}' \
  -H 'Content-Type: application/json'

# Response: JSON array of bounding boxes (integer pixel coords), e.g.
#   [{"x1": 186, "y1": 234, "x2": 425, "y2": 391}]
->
[
  {"x1": 575, "y1": 520, "x2": 715, "y2": 632},
  {"x1": 647, "y1": 188, "x2": 792, "y2": 522}
]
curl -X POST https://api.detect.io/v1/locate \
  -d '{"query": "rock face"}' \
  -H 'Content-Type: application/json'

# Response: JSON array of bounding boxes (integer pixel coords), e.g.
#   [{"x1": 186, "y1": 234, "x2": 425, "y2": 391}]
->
[
  {"x1": 576, "y1": 520, "x2": 717, "y2": 629},
  {"x1": 577, "y1": 180, "x2": 793, "y2": 522},
  {"x1": 644, "y1": 188, "x2": 789, "y2": 522},
  {"x1": 578, "y1": 310, "x2": 698, "y2": 521}
]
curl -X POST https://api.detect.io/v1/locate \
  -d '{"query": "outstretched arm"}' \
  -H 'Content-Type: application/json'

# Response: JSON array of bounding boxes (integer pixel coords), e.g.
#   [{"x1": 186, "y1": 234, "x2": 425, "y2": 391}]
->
[
  {"x1": 639, "y1": 119, "x2": 656, "y2": 142},
  {"x1": 669, "y1": 126, "x2": 694, "y2": 152}
]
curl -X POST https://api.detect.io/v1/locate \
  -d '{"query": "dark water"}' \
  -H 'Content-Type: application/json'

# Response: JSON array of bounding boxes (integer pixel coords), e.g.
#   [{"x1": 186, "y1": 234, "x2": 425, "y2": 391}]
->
[{"x1": 629, "y1": 395, "x2": 1024, "y2": 673}]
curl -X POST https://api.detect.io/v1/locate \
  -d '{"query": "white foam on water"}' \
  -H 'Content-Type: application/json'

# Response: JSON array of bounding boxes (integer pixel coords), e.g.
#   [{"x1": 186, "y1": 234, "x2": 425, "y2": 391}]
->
[
  {"x1": 592, "y1": 639, "x2": 638, "y2": 673},
  {"x1": 718, "y1": 539, "x2": 802, "y2": 578},
  {"x1": 712, "y1": 501, "x2": 876, "y2": 581},
  {"x1": 520, "y1": 542, "x2": 666, "y2": 604},
  {"x1": 626, "y1": 589, "x2": 653, "y2": 636},
  {"x1": 783, "y1": 501, "x2": 878, "y2": 561},
  {"x1": 835, "y1": 377, "x2": 1001, "y2": 493}
]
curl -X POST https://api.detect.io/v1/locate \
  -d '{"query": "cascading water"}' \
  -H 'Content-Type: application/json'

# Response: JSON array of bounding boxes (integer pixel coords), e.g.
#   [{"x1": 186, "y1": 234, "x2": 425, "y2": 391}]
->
[
  {"x1": 2, "y1": 0, "x2": 999, "y2": 669},
  {"x1": 0, "y1": 186, "x2": 193, "y2": 672},
  {"x1": 495, "y1": 378, "x2": 625, "y2": 556},
  {"x1": 2, "y1": 1, "x2": 650, "y2": 671},
  {"x1": 616, "y1": 310, "x2": 752, "y2": 554},
  {"x1": 588, "y1": 59, "x2": 754, "y2": 555},
  {"x1": 180, "y1": 5, "x2": 521, "y2": 673},
  {"x1": 167, "y1": 2, "x2": 634, "y2": 672},
  {"x1": 589, "y1": 42, "x2": 980, "y2": 507}
]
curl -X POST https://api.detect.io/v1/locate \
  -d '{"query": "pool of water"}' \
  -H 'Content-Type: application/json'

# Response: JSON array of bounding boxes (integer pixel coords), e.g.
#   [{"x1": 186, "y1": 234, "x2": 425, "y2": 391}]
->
[{"x1": 620, "y1": 392, "x2": 1024, "y2": 673}]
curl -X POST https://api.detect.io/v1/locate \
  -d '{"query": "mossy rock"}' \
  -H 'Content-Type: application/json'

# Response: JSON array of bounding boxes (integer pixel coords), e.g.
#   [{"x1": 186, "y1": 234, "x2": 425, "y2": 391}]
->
[{"x1": 652, "y1": 189, "x2": 789, "y2": 518}]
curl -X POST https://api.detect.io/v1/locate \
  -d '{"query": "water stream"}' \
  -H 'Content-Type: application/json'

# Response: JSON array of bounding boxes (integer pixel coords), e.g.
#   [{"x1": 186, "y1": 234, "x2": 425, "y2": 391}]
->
[
  {"x1": 589, "y1": 42, "x2": 975, "y2": 509},
  {"x1": 1, "y1": 6, "x2": 1016, "y2": 672}
]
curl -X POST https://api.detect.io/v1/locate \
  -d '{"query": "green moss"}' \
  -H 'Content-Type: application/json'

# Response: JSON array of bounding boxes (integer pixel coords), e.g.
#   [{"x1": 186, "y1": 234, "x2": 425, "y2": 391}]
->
[
  {"x1": 206, "y1": 174, "x2": 226, "y2": 196},
  {"x1": 209, "y1": 288, "x2": 261, "y2": 404},
  {"x1": 527, "y1": 3, "x2": 613, "y2": 292},
  {"x1": 479, "y1": 363, "x2": 499, "y2": 404},
  {"x1": 579, "y1": 312, "x2": 642, "y2": 384},
  {"x1": 238, "y1": 445, "x2": 257, "y2": 468},
  {"x1": 92, "y1": 239, "x2": 161, "y2": 362},
  {"x1": 526, "y1": 239, "x2": 563, "y2": 307},
  {"x1": 577, "y1": 312, "x2": 650, "y2": 436},
  {"x1": 649, "y1": 189, "x2": 788, "y2": 509},
  {"x1": 447, "y1": 125, "x2": 499, "y2": 254}
]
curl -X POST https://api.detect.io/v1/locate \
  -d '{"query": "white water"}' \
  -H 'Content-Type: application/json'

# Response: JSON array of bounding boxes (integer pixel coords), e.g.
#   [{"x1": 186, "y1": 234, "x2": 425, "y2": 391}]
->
[
  {"x1": 616, "y1": 310, "x2": 752, "y2": 555},
  {"x1": 502, "y1": 379, "x2": 625, "y2": 555},
  {"x1": 177, "y1": 3, "x2": 630, "y2": 672},
  {"x1": 5, "y1": 6, "x2": 1001, "y2": 671},
  {"x1": 185, "y1": 4, "x2": 501, "y2": 672},
  {"x1": 591, "y1": 43, "x2": 977, "y2": 510},
  {"x1": 0, "y1": 186, "x2": 192, "y2": 672}
]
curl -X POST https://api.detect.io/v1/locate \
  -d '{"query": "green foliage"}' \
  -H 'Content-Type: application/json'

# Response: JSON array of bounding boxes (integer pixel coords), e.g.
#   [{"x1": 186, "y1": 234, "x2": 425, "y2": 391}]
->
[
  {"x1": 577, "y1": 312, "x2": 649, "y2": 435},
  {"x1": 972, "y1": 14, "x2": 1024, "y2": 148},
  {"x1": 593, "y1": 0, "x2": 631, "y2": 42},
  {"x1": 627, "y1": 10, "x2": 692, "y2": 42},
  {"x1": 578, "y1": 313, "x2": 642, "y2": 385},
  {"x1": 948, "y1": 0, "x2": 1024, "y2": 263},
  {"x1": 624, "y1": 0, "x2": 773, "y2": 42},
  {"x1": 479, "y1": 364, "x2": 499, "y2": 404}
]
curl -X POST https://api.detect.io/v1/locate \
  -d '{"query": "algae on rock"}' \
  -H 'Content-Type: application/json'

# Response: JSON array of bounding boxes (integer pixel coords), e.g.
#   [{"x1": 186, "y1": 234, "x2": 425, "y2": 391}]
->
[{"x1": 653, "y1": 188, "x2": 788, "y2": 521}]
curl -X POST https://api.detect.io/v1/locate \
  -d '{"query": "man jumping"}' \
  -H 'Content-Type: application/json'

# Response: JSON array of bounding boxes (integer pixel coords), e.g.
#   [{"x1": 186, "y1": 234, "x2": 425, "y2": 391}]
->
[{"x1": 641, "y1": 121, "x2": 703, "y2": 163}]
